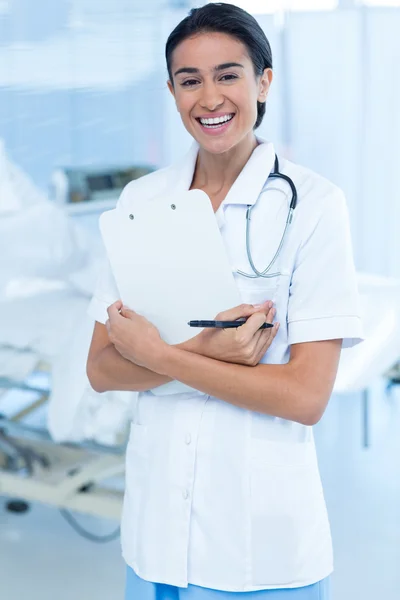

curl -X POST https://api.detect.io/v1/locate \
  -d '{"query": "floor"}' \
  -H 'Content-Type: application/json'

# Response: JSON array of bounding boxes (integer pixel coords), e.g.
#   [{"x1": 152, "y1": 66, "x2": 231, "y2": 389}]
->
[{"x1": 1, "y1": 381, "x2": 399, "y2": 600}]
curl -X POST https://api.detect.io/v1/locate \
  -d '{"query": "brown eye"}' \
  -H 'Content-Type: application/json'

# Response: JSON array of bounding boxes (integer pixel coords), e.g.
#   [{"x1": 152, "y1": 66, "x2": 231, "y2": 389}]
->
[
  {"x1": 181, "y1": 79, "x2": 199, "y2": 87},
  {"x1": 220, "y1": 74, "x2": 238, "y2": 81}
]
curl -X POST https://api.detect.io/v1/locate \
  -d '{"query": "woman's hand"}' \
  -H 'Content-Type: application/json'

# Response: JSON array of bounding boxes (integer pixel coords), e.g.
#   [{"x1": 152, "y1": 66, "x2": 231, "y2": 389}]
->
[
  {"x1": 192, "y1": 301, "x2": 279, "y2": 366},
  {"x1": 105, "y1": 300, "x2": 167, "y2": 370},
  {"x1": 106, "y1": 299, "x2": 278, "y2": 370}
]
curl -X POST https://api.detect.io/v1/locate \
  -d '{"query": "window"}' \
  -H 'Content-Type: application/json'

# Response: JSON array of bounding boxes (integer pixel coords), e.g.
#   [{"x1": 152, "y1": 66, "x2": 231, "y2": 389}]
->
[
  {"x1": 227, "y1": 0, "x2": 338, "y2": 13},
  {"x1": 0, "y1": 0, "x2": 10, "y2": 15},
  {"x1": 359, "y1": 0, "x2": 400, "y2": 5}
]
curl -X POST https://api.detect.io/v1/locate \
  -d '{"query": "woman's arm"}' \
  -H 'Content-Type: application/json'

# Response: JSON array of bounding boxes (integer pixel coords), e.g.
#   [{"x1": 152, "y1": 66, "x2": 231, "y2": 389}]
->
[
  {"x1": 98, "y1": 301, "x2": 341, "y2": 424},
  {"x1": 152, "y1": 339, "x2": 342, "y2": 425},
  {"x1": 87, "y1": 300, "x2": 276, "y2": 394},
  {"x1": 86, "y1": 321, "x2": 201, "y2": 393}
]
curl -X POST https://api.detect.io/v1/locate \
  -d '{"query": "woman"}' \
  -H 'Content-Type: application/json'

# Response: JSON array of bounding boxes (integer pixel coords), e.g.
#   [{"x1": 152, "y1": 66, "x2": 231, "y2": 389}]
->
[{"x1": 86, "y1": 3, "x2": 363, "y2": 599}]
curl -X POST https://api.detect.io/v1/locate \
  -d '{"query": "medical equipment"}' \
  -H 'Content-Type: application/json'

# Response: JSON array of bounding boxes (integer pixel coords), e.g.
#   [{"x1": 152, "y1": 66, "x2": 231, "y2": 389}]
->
[
  {"x1": 238, "y1": 155, "x2": 297, "y2": 279},
  {"x1": 50, "y1": 165, "x2": 154, "y2": 215},
  {"x1": 0, "y1": 400, "x2": 126, "y2": 523}
]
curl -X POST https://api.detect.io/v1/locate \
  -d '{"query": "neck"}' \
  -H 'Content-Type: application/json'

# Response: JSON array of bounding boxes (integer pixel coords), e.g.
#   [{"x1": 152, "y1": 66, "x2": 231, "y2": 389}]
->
[{"x1": 193, "y1": 133, "x2": 258, "y2": 195}]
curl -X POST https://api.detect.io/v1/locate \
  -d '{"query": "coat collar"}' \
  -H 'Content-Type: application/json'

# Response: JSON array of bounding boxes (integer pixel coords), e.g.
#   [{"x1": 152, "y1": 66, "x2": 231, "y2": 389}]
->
[{"x1": 174, "y1": 137, "x2": 276, "y2": 208}]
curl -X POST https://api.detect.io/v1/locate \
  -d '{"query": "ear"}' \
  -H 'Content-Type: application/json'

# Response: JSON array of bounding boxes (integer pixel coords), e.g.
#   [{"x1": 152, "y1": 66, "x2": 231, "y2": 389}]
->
[{"x1": 258, "y1": 68, "x2": 273, "y2": 103}]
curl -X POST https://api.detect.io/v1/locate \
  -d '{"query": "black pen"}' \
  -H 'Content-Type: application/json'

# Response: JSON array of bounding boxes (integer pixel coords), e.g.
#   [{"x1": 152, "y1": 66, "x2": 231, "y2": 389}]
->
[{"x1": 188, "y1": 318, "x2": 273, "y2": 329}]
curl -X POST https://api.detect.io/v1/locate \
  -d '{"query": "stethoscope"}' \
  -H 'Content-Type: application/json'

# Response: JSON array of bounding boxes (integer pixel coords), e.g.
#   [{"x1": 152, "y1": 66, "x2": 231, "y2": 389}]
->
[{"x1": 237, "y1": 154, "x2": 298, "y2": 279}]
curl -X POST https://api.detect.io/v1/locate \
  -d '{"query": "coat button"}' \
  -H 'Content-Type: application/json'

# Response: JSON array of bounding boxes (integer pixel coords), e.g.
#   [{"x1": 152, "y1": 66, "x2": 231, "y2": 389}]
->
[
  {"x1": 185, "y1": 434, "x2": 192, "y2": 445},
  {"x1": 182, "y1": 489, "x2": 189, "y2": 500}
]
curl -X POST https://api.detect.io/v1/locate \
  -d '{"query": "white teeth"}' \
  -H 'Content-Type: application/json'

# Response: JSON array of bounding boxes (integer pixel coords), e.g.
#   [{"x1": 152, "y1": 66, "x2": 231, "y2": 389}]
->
[{"x1": 199, "y1": 114, "x2": 234, "y2": 126}]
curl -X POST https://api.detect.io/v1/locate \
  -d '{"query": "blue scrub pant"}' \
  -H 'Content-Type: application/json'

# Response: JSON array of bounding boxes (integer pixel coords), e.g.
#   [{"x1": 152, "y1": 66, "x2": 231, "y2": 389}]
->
[{"x1": 125, "y1": 567, "x2": 330, "y2": 599}]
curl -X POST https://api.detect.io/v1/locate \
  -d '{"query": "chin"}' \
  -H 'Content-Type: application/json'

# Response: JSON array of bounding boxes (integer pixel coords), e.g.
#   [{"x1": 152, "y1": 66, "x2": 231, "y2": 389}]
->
[{"x1": 197, "y1": 135, "x2": 238, "y2": 155}]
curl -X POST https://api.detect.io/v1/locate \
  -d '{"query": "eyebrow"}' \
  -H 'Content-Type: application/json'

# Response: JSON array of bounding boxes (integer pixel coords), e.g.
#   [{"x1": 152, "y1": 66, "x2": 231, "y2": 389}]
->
[{"x1": 173, "y1": 62, "x2": 244, "y2": 77}]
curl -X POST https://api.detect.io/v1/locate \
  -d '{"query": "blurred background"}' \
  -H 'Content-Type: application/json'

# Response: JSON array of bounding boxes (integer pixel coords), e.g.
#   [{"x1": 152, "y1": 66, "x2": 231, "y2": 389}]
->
[{"x1": 0, "y1": 1, "x2": 399, "y2": 599}]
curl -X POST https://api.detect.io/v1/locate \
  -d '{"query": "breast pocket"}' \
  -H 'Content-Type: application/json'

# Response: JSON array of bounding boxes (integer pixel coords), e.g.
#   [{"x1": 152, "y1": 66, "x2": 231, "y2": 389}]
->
[{"x1": 233, "y1": 269, "x2": 281, "y2": 307}]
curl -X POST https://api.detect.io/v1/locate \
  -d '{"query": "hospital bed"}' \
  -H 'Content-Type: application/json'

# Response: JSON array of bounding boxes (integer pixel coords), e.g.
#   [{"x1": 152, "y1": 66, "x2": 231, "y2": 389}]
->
[
  {"x1": 0, "y1": 401, "x2": 126, "y2": 522},
  {"x1": 0, "y1": 149, "x2": 140, "y2": 526},
  {"x1": 0, "y1": 228, "x2": 134, "y2": 525},
  {"x1": 0, "y1": 286, "x2": 131, "y2": 523}
]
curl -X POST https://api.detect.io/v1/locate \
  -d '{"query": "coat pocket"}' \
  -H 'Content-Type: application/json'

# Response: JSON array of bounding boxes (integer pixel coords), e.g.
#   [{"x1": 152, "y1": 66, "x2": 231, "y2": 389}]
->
[{"x1": 249, "y1": 439, "x2": 326, "y2": 586}]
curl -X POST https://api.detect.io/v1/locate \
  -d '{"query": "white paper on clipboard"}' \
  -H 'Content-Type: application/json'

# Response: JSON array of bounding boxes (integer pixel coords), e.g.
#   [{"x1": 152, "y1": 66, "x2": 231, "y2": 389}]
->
[{"x1": 99, "y1": 189, "x2": 241, "y2": 395}]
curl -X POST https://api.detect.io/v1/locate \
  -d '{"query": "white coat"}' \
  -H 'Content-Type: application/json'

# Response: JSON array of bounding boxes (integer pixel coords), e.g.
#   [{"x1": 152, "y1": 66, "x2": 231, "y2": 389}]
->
[{"x1": 88, "y1": 139, "x2": 363, "y2": 591}]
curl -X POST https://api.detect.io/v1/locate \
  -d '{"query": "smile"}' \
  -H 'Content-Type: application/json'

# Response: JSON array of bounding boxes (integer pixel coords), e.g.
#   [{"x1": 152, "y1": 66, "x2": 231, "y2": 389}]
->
[{"x1": 197, "y1": 114, "x2": 235, "y2": 128}]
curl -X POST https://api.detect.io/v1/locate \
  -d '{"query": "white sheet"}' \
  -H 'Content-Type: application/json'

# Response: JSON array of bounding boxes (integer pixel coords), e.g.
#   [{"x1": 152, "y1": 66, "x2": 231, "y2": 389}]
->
[
  {"x1": 0, "y1": 138, "x2": 45, "y2": 214},
  {"x1": 0, "y1": 347, "x2": 39, "y2": 381},
  {"x1": 48, "y1": 309, "x2": 134, "y2": 445},
  {"x1": 0, "y1": 285, "x2": 135, "y2": 445},
  {"x1": 0, "y1": 140, "x2": 136, "y2": 445},
  {"x1": 0, "y1": 139, "x2": 101, "y2": 295}
]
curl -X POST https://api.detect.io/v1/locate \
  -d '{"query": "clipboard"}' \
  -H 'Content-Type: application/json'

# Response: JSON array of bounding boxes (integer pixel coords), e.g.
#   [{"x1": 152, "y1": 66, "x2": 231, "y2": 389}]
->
[{"x1": 99, "y1": 189, "x2": 241, "y2": 395}]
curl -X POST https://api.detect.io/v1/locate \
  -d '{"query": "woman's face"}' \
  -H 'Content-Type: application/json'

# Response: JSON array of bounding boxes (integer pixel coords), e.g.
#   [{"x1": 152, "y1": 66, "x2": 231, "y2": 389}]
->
[{"x1": 168, "y1": 32, "x2": 272, "y2": 155}]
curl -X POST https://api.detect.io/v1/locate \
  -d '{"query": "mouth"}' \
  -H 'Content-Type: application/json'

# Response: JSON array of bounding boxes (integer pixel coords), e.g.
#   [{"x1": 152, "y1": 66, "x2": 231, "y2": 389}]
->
[{"x1": 195, "y1": 113, "x2": 235, "y2": 135}]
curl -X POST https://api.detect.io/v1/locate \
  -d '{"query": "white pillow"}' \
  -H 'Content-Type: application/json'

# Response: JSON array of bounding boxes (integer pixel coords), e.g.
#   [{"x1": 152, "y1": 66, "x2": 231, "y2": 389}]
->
[
  {"x1": 0, "y1": 202, "x2": 91, "y2": 283},
  {"x1": 0, "y1": 139, "x2": 47, "y2": 213}
]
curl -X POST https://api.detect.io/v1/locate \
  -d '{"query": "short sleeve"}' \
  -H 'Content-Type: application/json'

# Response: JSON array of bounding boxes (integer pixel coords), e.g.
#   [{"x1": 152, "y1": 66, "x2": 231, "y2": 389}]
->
[
  {"x1": 87, "y1": 256, "x2": 120, "y2": 324},
  {"x1": 287, "y1": 190, "x2": 364, "y2": 349}
]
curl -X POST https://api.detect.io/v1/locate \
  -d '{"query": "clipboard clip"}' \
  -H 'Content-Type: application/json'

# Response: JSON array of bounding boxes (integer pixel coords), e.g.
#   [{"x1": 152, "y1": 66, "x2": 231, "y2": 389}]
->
[{"x1": 128, "y1": 204, "x2": 176, "y2": 221}]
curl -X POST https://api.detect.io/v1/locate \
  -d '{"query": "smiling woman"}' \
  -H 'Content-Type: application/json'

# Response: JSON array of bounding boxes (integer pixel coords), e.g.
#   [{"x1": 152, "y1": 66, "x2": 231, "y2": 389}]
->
[
  {"x1": 168, "y1": 34, "x2": 269, "y2": 152},
  {"x1": 86, "y1": 3, "x2": 363, "y2": 599},
  {"x1": 166, "y1": 8, "x2": 273, "y2": 154}
]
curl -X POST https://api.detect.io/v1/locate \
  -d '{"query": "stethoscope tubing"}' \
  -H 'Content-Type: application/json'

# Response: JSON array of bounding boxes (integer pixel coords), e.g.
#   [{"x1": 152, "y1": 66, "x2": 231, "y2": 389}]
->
[{"x1": 236, "y1": 155, "x2": 297, "y2": 279}]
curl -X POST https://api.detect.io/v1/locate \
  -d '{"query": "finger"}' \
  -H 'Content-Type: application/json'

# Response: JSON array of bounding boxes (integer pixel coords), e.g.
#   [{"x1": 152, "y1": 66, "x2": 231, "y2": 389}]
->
[
  {"x1": 242, "y1": 307, "x2": 276, "y2": 345},
  {"x1": 120, "y1": 305, "x2": 136, "y2": 319},
  {"x1": 259, "y1": 305, "x2": 277, "y2": 338},
  {"x1": 264, "y1": 306, "x2": 276, "y2": 326},
  {"x1": 250, "y1": 307, "x2": 276, "y2": 346},
  {"x1": 243, "y1": 310, "x2": 272, "y2": 337},
  {"x1": 105, "y1": 319, "x2": 111, "y2": 334},
  {"x1": 107, "y1": 300, "x2": 123, "y2": 320},
  {"x1": 259, "y1": 321, "x2": 280, "y2": 354},
  {"x1": 253, "y1": 300, "x2": 274, "y2": 314},
  {"x1": 252, "y1": 323, "x2": 279, "y2": 365},
  {"x1": 216, "y1": 301, "x2": 272, "y2": 321},
  {"x1": 215, "y1": 303, "x2": 254, "y2": 321}
]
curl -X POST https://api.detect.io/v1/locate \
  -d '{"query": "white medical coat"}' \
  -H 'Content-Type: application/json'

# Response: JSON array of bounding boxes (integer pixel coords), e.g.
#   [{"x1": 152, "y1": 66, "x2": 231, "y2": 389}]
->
[{"x1": 88, "y1": 139, "x2": 364, "y2": 591}]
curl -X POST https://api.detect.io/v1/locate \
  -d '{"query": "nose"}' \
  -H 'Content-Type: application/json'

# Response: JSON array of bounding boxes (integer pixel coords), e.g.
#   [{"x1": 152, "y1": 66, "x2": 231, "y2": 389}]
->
[{"x1": 199, "y1": 81, "x2": 224, "y2": 112}]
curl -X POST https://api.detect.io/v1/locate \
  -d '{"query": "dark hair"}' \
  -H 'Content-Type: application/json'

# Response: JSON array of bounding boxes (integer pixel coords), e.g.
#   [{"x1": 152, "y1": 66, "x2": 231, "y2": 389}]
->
[{"x1": 165, "y1": 2, "x2": 273, "y2": 130}]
